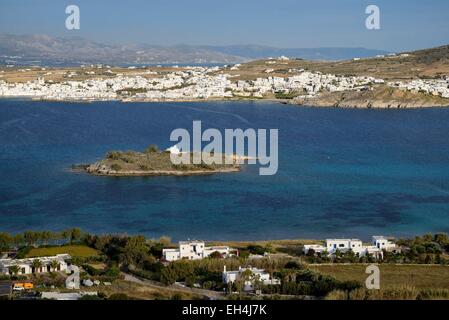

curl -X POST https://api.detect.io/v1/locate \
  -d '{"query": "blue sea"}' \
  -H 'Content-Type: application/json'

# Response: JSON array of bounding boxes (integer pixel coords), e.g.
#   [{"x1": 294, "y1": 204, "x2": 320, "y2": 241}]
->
[{"x1": 1, "y1": 99, "x2": 449, "y2": 241}]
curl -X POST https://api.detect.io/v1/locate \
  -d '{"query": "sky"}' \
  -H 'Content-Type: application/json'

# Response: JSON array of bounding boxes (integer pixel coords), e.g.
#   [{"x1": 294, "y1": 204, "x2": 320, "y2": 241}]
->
[{"x1": 0, "y1": 0, "x2": 448, "y2": 52}]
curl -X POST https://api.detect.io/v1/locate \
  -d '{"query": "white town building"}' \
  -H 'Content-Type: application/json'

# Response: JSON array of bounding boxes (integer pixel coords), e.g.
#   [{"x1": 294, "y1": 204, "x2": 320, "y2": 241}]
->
[
  {"x1": 0, "y1": 254, "x2": 71, "y2": 275},
  {"x1": 162, "y1": 241, "x2": 236, "y2": 262},
  {"x1": 222, "y1": 266, "x2": 281, "y2": 292}
]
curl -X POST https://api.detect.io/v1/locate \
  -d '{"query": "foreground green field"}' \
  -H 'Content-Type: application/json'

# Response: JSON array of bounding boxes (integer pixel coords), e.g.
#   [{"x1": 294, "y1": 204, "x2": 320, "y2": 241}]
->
[
  {"x1": 25, "y1": 245, "x2": 100, "y2": 258},
  {"x1": 310, "y1": 264, "x2": 449, "y2": 290}
]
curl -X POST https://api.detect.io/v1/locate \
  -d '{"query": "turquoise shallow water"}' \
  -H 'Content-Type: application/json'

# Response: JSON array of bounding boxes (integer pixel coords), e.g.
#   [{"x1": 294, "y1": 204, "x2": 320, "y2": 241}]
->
[{"x1": 1, "y1": 99, "x2": 449, "y2": 241}]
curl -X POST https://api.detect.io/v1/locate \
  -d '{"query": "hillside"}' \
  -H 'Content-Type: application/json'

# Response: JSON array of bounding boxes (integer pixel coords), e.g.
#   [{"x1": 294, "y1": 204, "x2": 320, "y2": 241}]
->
[
  {"x1": 1, "y1": 44, "x2": 448, "y2": 108},
  {"x1": 294, "y1": 86, "x2": 449, "y2": 109},
  {"x1": 0, "y1": 34, "x2": 388, "y2": 66},
  {"x1": 222, "y1": 45, "x2": 449, "y2": 81}
]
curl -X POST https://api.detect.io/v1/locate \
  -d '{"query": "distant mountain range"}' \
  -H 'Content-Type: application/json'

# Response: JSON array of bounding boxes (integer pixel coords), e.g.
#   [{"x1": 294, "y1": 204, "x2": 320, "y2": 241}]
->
[{"x1": 0, "y1": 34, "x2": 389, "y2": 66}]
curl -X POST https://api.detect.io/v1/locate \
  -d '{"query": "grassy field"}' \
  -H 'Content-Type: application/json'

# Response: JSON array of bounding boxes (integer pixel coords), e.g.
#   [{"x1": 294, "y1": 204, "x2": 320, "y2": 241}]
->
[
  {"x1": 82, "y1": 280, "x2": 204, "y2": 300},
  {"x1": 210, "y1": 239, "x2": 322, "y2": 249},
  {"x1": 310, "y1": 264, "x2": 449, "y2": 289},
  {"x1": 0, "y1": 65, "x2": 190, "y2": 83},
  {"x1": 25, "y1": 245, "x2": 100, "y2": 258}
]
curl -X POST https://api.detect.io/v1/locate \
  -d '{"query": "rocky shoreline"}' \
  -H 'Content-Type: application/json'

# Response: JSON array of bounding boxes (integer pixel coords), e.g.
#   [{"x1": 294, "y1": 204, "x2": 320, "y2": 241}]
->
[
  {"x1": 4, "y1": 93, "x2": 449, "y2": 109},
  {"x1": 291, "y1": 86, "x2": 449, "y2": 109},
  {"x1": 83, "y1": 163, "x2": 241, "y2": 177}
]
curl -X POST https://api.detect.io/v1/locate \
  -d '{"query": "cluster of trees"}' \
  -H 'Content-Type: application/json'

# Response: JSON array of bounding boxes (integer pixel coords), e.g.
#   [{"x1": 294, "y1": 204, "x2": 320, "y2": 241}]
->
[
  {"x1": 83, "y1": 233, "x2": 168, "y2": 267},
  {"x1": 154, "y1": 255, "x2": 361, "y2": 297},
  {"x1": 303, "y1": 249, "x2": 379, "y2": 264},
  {"x1": 386, "y1": 233, "x2": 449, "y2": 264},
  {"x1": 263, "y1": 268, "x2": 361, "y2": 297},
  {"x1": 274, "y1": 91, "x2": 301, "y2": 100},
  {"x1": 326, "y1": 286, "x2": 449, "y2": 301},
  {"x1": 0, "y1": 228, "x2": 83, "y2": 251},
  {"x1": 157, "y1": 258, "x2": 362, "y2": 297},
  {"x1": 144, "y1": 144, "x2": 159, "y2": 154},
  {"x1": 241, "y1": 245, "x2": 272, "y2": 257},
  {"x1": 159, "y1": 262, "x2": 226, "y2": 291}
]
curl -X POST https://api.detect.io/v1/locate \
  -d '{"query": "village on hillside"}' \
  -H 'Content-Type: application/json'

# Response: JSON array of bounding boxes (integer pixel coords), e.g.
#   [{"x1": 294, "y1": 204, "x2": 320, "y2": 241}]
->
[{"x1": 1, "y1": 55, "x2": 448, "y2": 104}]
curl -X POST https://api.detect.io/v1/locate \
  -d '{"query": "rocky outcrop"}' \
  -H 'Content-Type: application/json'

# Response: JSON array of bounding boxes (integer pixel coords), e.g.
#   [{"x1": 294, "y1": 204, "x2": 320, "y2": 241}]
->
[{"x1": 292, "y1": 86, "x2": 449, "y2": 109}]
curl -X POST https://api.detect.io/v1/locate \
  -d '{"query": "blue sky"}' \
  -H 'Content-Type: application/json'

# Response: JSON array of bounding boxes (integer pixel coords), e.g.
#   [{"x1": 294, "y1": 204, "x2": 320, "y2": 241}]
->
[{"x1": 0, "y1": 0, "x2": 448, "y2": 51}]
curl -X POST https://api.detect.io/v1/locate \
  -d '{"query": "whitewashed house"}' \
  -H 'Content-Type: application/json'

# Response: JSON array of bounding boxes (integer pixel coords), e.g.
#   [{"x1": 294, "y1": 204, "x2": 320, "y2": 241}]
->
[
  {"x1": 303, "y1": 236, "x2": 399, "y2": 258},
  {"x1": 372, "y1": 236, "x2": 399, "y2": 252},
  {"x1": 165, "y1": 145, "x2": 181, "y2": 155},
  {"x1": 162, "y1": 248, "x2": 181, "y2": 262},
  {"x1": 303, "y1": 244, "x2": 326, "y2": 255},
  {"x1": 162, "y1": 241, "x2": 236, "y2": 262},
  {"x1": 326, "y1": 239, "x2": 364, "y2": 255},
  {"x1": 0, "y1": 254, "x2": 71, "y2": 275},
  {"x1": 222, "y1": 266, "x2": 280, "y2": 292}
]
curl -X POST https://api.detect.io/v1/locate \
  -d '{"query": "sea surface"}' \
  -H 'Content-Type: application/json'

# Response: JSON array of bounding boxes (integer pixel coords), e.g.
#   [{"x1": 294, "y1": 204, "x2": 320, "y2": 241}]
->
[{"x1": 1, "y1": 99, "x2": 449, "y2": 241}]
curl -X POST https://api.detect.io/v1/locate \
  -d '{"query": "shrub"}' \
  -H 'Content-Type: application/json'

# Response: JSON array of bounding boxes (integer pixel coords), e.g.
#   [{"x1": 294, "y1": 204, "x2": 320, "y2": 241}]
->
[
  {"x1": 15, "y1": 246, "x2": 32, "y2": 259},
  {"x1": 274, "y1": 92, "x2": 299, "y2": 100},
  {"x1": 79, "y1": 294, "x2": 103, "y2": 300},
  {"x1": 110, "y1": 164, "x2": 122, "y2": 171},
  {"x1": 325, "y1": 290, "x2": 348, "y2": 300},
  {"x1": 144, "y1": 144, "x2": 159, "y2": 154},
  {"x1": 104, "y1": 265, "x2": 120, "y2": 278},
  {"x1": 82, "y1": 264, "x2": 103, "y2": 276},
  {"x1": 106, "y1": 152, "x2": 121, "y2": 160},
  {"x1": 284, "y1": 261, "x2": 303, "y2": 270},
  {"x1": 108, "y1": 293, "x2": 129, "y2": 300},
  {"x1": 171, "y1": 293, "x2": 182, "y2": 300},
  {"x1": 247, "y1": 245, "x2": 267, "y2": 255}
]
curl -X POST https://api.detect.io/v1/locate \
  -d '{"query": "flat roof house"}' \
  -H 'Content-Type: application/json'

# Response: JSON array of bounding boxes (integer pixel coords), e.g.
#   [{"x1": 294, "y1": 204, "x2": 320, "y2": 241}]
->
[
  {"x1": 303, "y1": 235, "x2": 398, "y2": 259},
  {"x1": 303, "y1": 244, "x2": 326, "y2": 255},
  {"x1": 326, "y1": 239, "x2": 364, "y2": 255},
  {"x1": 222, "y1": 266, "x2": 281, "y2": 292},
  {"x1": 372, "y1": 236, "x2": 399, "y2": 252},
  {"x1": 162, "y1": 241, "x2": 236, "y2": 262},
  {"x1": 0, "y1": 254, "x2": 71, "y2": 275}
]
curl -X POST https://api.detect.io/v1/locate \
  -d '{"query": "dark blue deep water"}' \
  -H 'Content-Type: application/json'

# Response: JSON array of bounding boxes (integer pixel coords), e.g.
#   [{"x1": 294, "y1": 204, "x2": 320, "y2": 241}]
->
[{"x1": 1, "y1": 99, "x2": 449, "y2": 241}]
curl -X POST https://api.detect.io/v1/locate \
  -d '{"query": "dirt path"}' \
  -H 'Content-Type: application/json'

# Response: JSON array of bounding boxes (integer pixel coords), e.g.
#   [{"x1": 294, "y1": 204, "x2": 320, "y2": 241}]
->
[{"x1": 121, "y1": 272, "x2": 224, "y2": 300}]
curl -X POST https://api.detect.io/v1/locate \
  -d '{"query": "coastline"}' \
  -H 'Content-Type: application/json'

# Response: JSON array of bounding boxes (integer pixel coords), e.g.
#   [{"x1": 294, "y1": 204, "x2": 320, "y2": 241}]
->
[
  {"x1": 2, "y1": 95, "x2": 449, "y2": 109},
  {"x1": 83, "y1": 167, "x2": 241, "y2": 177}
]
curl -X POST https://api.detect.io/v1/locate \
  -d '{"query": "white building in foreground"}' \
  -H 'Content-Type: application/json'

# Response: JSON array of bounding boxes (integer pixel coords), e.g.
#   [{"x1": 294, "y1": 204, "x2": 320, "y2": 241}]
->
[
  {"x1": 326, "y1": 239, "x2": 365, "y2": 255},
  {"x1": 303, "y1": 236, "x2": 399, "y2": 258},
  {"x1": 372, "y1": 236, "x2": 398, "y2": 251},
  {"x1": 0, "y1": 254, "x2": 71, "y2": 275},
  {"x1": 162, "y1": 241, "x2": 236, "y2": 262},
  {"x1": 222, "y1": 266, "x2": 281, "y2": 292}
]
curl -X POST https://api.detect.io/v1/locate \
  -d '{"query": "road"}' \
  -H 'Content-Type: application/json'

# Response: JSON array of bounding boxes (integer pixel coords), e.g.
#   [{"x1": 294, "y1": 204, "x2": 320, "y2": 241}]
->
[{"x1": 121, "y1": 272, "x2": 224, "y2": 300}]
